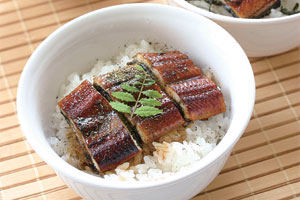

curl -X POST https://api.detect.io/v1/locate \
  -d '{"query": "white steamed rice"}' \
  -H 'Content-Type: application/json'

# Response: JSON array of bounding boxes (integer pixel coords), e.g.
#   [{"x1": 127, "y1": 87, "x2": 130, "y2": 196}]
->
[{"x1": 49, "y1": 40, "x2": 230, "y2": 181}]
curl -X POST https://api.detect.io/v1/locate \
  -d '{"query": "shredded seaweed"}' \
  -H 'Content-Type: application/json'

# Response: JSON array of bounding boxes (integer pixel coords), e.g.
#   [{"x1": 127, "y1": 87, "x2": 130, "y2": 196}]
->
[
  {"x1": 280, "y1": 3, "x2": 300, "y2": 15},
  {"x1": 187, "y1": 0, "x2": 224, "y2": 12},
  {"x1": 204, "y1": 0, "x2": 224, "y2": 12}
]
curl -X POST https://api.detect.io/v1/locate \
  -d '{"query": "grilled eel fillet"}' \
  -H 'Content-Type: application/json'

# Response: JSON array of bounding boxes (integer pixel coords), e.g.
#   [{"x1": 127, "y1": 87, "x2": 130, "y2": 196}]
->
[
  {"x1": 135, "y1": 51, "x2": 226, "y2": 121},
  {"x1": 166, "y1": 77, "x2": 226, "y2": 121},
  {"x1": 58, "y1": 80, "x2": 141, "y2": 172},
  {"x1": 93, "y1": 64, "x2": 185, "y2": 144},
  {"x1": 135, "y1": 51, "x2": 202, "y2": 87},
  {"x1": 224, "y1": 0, "x2": 280, "y2": 18},
  {"x1": 94, "y1": 64, "x2": 142, "y2": 91}
]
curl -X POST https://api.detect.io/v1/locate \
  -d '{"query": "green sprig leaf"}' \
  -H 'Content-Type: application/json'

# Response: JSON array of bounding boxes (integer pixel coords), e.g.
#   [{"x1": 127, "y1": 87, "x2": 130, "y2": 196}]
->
[
  {"x1": 121, "y1": 84, "x2": 139, "y2": 93},
  {"x1": 139, "y1": 98, "x2": 162, "y2": 106},
  {"x1": 133, "y1": 81, "x2": 142, "y2": 86},
  {"x1": 109, "y1": 101, "x2": 131, "y2": 114},
  {"x1": 144, "y1": 79, "x2": 155, "y2": 86},
  {"x1": 136, "y1": 65, "x2": 145, "y2": 72},
  {"x1": 111, "y1": 91, "x2": 135, "y2": 102},
  {"x1": 134, "y1": 106, "x2": 163, "y2": 117},
  {"x1": 135, "y1": 74, "x2": 143, "y2": 79},
  {"x1": 142, "y1": 90, "x2": 163, "y2": 99}
]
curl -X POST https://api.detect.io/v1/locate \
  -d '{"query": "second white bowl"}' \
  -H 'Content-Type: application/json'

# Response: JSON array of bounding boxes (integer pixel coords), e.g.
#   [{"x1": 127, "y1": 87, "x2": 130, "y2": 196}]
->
[{"x1": 168, "y1": 0, "x2": 300, "y2": 57}]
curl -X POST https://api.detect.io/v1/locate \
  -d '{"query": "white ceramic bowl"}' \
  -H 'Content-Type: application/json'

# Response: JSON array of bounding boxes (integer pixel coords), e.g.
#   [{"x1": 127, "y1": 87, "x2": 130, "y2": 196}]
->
[
  {"x1": 168, "y1": 0, "x2": 300, "y2": 57},
  {"x1": 17, "y1": 4, "x2": 255, "y2": 200}
]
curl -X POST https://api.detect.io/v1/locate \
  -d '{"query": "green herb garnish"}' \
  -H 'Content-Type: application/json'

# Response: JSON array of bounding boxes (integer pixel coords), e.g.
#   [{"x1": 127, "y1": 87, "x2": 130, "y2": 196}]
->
[
  {"x1": 109, "y1": 65, "x2": 163, "y2": 118},
  {"x1": 134, "y1": 106, "x2": 163, "y2": 117},
  {"x1": 139, "y1": 98, "x2": 162, "y2": 106},
  {"x1": 109, "y1": 101, "x2": 131, "y2": 114},
  {"x1": 121, "y1": 84, "x2": 139, "y2": 93},
  {"x1": 111, "y1": 92, "x2": 135, "y2": 102},
  {"x1": 136, "y1": 65, "x2": 145, "y2": 71},
  {"x1": 142, "y1": 90, "x2": 163, "y2": 98}
]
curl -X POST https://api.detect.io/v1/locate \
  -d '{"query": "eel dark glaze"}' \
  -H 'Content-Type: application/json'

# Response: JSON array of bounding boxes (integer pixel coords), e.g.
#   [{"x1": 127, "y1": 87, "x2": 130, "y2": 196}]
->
[
  {"x1": 93, "y1": 64, "x2": 185, "y2": 144},
  {"x1": 165, "y1": 77, "x2": 226, "y2": 121},
  {"x1": 135, "y1": 51, "x2": 226, "y2": 121},
  {"x1": 135, "y1": 51, "x2": 202, "y2": 87},
  {"x1": 58, "y1": 80, "x2": 141, "y2": 172}
]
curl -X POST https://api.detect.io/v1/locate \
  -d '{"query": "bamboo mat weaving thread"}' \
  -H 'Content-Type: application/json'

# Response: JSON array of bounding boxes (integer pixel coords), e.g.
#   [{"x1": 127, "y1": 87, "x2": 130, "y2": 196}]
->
[{"x1": 0, "y1": 0, "x2": 299, "y2": 199}]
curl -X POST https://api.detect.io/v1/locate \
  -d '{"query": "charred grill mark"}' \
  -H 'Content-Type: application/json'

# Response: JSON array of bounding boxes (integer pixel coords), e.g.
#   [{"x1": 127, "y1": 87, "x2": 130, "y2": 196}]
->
[
  {"x1": 169, "y1": 77, "x2": 217, "y2": 97},
  {"x1": 87, "y1": 112, "x2": 140, "y2": 171},
  {"x1": 58, "y1": 80, "x2": 141, "y2": 172},
  {"x1": 93, "y1": 83, "x2": 112, "y2": 102},
  {"x1": 119, "y1": 114, "x2": 143, "y2": 147}
]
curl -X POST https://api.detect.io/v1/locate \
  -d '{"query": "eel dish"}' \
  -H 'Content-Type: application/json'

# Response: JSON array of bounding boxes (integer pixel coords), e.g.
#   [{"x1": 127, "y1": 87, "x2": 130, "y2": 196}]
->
[
  {"x1": 224, "y1": 0, "x2": 280, "y2": 18},
  {"x1": 58, "y1": 51, "x2": 226, "y2": 172}
]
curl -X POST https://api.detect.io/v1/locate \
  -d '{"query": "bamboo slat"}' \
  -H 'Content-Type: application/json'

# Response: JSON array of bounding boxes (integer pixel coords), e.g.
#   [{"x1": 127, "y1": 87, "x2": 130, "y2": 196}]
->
[{"x1": 0, "y1": 126, "x2": 24, "y2": 146}]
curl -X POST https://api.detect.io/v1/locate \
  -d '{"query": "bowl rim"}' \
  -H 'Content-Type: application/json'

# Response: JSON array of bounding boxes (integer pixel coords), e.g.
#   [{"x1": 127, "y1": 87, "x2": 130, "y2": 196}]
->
[
  {"x1": 17, "y1": 3, "x2": 255, "y2": 190},
  {"x1": 171, "y1": 0, "x2": 300, "y2": 24}
]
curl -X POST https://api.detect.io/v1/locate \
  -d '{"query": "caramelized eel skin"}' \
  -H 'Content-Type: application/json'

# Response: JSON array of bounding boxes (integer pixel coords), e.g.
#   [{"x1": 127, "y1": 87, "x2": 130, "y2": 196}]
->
[
  {"x1": 58, "y1": 80, "x2": 141, "y2": 172},
  {"x1": 93, "y1": 66, "x2": 185, "y2": 144},
  {"x1": 93, "y1": 65, "x2": 141, "y2": 90},
  {"x1": 130, "y1": 84, "x2": 185, "y2": 143},
  {"x1": 135, "y1": 51, "x2": 226, "y2": 121},
  {"x1": 166, "y1": 77, "x2": 226, "y2": 121},
  {"x1": 135, "y1": 51, "x2": 202, "y2": 86},
  {"x1": 225, "y1": 0, "x2": 279, "y2": 18}
]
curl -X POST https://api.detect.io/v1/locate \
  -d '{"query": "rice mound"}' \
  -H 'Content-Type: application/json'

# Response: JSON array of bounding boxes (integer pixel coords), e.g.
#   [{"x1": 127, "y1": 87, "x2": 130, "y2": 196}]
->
[{"x1": 49, "y1": 40, "x2": 230, "y2": 181}]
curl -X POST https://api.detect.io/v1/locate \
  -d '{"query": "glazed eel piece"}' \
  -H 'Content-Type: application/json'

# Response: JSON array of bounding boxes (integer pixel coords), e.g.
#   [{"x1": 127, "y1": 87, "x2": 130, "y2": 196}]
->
[
  {"x1": 224, "y1": 0, "x2": 280, "y2": 18},
  {"x1": 165, "y1": 77, "x2": 226, "y2": 121},
  {"x1": 58, "y1": 80, "x2": 141, "y2": 172},
  {"x1": 93, "y1": 63, "x2": 185, "y2": 144},
  {"x1": 135, "y1": 51, "x2": 226, "y2": 121},
  {"x1": 135, "y1": 51, "x2": 202, "y2": 87}
]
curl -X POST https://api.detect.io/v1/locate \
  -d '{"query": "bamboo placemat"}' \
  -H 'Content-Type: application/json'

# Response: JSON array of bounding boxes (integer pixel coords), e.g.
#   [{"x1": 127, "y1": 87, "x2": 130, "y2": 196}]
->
[{"x1": 0, "y1": 0, "x2": 299, "y2": 199}]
